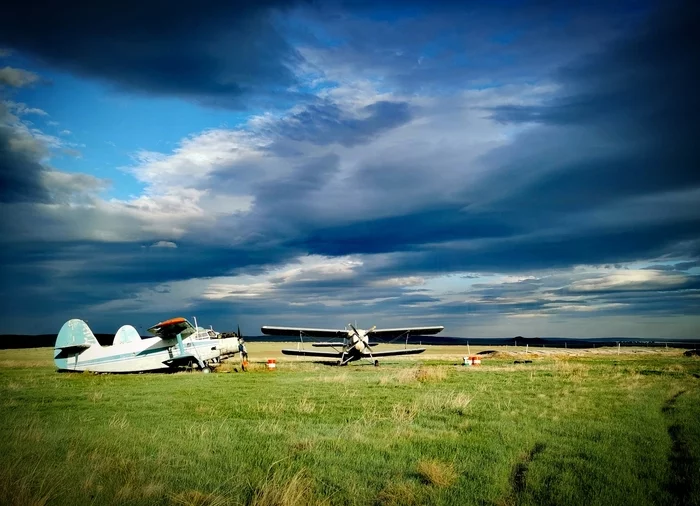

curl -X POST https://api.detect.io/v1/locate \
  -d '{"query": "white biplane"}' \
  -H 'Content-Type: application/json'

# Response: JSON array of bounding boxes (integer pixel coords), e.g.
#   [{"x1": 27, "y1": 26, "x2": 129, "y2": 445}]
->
[
  {"x1": 261, "y1": 323, "x2": 443, "y2": 366},
  {"x1": 54, "y1": 317, "x2": 241, "y2": 373}
]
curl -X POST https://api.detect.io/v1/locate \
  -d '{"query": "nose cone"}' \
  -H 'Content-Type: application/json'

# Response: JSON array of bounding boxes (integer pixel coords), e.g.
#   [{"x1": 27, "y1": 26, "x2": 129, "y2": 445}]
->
[{"x1": 354, "y1": 341, "x2": 364, "y2": 351}]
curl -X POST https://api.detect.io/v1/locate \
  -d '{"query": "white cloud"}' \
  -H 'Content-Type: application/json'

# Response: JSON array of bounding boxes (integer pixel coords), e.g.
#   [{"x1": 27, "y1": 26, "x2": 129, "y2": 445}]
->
[
  {"x1": 569, "y1": 269, "x2": 688, "y2": 292},
  {"x1": 151, "y1": 241, "x2": 177, "y2": 248},
  {"x1": 4, "y1": 101, "x2": 48, "y2": 116}
]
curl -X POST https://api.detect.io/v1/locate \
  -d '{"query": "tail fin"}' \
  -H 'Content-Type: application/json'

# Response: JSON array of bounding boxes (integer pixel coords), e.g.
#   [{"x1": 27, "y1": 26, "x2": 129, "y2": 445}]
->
[
  {"x1": 54, "y1": 319, "x2": 99, "y2": 363},
  {"x1": 113, "y1": 325, "x2": 141, "y2": 346}
]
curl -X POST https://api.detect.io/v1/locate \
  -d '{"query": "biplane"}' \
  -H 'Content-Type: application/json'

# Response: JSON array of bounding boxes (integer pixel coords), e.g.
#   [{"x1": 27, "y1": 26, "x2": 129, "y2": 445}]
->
[
  {"x1": 261, "y1": 323, "x2": 443, "y2": 366},
  {"x1": 54, "y1": 317, "x2": 241, "y2": 373}
]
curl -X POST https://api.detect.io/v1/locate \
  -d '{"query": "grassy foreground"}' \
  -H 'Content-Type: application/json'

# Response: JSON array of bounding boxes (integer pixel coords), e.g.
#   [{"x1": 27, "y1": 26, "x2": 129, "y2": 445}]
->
[{"x1": 1, "y1": 345, "x2": 699, "y2": 506}]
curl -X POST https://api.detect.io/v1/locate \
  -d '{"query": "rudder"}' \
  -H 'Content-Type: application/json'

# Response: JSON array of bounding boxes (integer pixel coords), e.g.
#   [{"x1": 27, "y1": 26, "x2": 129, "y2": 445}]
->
[{"x1": 113, "y1": 325, "x2": 141, "y2": 346}]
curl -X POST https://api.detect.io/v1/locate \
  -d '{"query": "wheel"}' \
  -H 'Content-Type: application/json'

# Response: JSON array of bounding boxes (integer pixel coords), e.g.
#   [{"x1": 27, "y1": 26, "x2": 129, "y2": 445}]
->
[
  {"x1": 374, "y1": 360, "x2": 379, "y2": 367},
  {"x1": 201, "y1": 366, "x2": 211, "y2": 374}
]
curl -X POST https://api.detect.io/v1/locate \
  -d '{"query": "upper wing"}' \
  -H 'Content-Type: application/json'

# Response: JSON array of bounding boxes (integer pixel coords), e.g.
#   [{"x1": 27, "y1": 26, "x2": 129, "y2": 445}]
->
[
  {"x1": 281, "y1": 348, "x2": 343, "y2": 358},
  {"x1": 365, "y1": 348, "x2": 426, "y2": 358},
  {"x1": 147, "y1": 317, "x2": 196, "y2": 339},
  {"x1": 368, "y1": 326, "x2": 444, "y2": 340},
  {"x1": 261, "y1": 326, "x2": 348, "y2": 339}
]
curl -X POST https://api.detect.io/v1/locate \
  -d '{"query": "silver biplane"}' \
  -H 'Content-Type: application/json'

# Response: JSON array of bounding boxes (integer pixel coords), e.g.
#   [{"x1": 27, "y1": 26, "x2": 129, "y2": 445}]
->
[
  {"x1": 261, "y1": 323, "x2": 444, "y2": 366},
  {"x1": 54, "y1": 317, "x2": 241, "y2": 373}
]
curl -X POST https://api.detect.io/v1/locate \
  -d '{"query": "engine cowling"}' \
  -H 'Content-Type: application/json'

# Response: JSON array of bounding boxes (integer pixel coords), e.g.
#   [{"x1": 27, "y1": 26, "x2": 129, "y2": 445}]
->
[{"x1": 217, "y1": 337, "x2": 240, "y2": 356}]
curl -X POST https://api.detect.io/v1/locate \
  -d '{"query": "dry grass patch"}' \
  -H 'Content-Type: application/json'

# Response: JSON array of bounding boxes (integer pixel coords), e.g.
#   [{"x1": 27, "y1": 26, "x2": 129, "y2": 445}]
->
[
  {"x1": 416, "y1": 459, "x2": 458, "y2": 488},
  {"x1": 250, "y1": 469, "x2": 326, "y2": 506},
  {"x1": 170, "y1": 490, "x2": 229, "y2": 506},
  {"x1": 379, "y1": 367, "x2": 420, "y2": 385},
  {"x1": 296, "y1": 395, "x2": 318, "y2": 414},
  {"x1": 422, "y1": 391, "x2": 473, "y2": 414},
  {"x1": 376, "y1": 481, "x2": 422, "y2": 505},
  {"x1": 379, "y1": 366, "x2": 448, "y2": 385},
  {"x1": 391, "y1": 402, "x2": 419, "y2": 423},
  {"x1": 311, "y1": 372, "x2": 349, "y2": 383},
  {"x1": 554, "y1": 361, "x2": 590, "y2": 381},
  {"x1": 416, "y1": 366, "x2": 448, "y2": 383},
  {"x1": 108, "y1": 413, "x2": 129, "y2": 430}
]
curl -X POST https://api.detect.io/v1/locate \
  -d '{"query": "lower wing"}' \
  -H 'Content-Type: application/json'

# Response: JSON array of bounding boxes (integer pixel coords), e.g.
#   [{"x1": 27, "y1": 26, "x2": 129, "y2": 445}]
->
[
  {"x1": 281, "y1": 348, "x2": 342, "y2": 358},
  {"x1": 364, "y1": 348, "x2": 426, "y2": 357}
]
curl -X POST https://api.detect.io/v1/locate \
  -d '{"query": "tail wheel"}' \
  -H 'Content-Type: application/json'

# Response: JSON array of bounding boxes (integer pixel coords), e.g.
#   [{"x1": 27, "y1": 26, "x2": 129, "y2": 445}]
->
[{"x1": 374, "y1": 360, "x2": 379, "y2": 367}]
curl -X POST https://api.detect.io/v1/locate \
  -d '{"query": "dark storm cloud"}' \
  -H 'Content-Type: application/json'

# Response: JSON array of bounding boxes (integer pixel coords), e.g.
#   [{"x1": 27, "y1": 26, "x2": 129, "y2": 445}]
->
[
  {"x1": 644, "y1": 261, "x2": 699, "y2": 271},
  {"x1": 372, "y1": 221, "x2": 700, "y2": 277},
  {"x1": 0, "y1": 103, "x2": 50, "y2": 203},
  {"x1": 295, "y1": 206, "x2": 517, "y2": 255},
  {"x1": 303, "y1": 1, "x2": 652, "y2": 90},
  {"x1": 485, "y1": 1, "x2": 700, "y2": 209},
  {"x1": 294, "y1": 1, "x2": 700, "y2": 273},
  {"x1": 0, "y1": 0, "x2": 308, "y2": 108}
]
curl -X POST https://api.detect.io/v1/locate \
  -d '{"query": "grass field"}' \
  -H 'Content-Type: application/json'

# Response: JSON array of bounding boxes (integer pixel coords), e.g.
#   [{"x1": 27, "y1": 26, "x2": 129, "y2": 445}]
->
[{"x1": 1, "y1": 344, "x2": 699, "y2": 505}]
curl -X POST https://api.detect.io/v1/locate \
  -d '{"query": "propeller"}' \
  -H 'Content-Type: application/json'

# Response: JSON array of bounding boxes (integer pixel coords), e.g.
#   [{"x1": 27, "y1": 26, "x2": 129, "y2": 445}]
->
[{"x1": 348, "y1": 323, "x2": 377, "y2": 360}]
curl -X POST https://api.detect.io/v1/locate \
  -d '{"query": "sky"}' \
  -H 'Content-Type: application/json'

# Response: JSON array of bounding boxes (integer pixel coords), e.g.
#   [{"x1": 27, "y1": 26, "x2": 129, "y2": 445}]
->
[{"x1": 0, "y1": 0, "x2": 698, "y2": 338}]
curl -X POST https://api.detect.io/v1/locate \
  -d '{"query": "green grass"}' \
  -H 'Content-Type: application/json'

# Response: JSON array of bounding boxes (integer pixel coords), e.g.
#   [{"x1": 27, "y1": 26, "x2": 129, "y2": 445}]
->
[{"x1": 1, "y1": 346, "x2": 699, "y2": 505}]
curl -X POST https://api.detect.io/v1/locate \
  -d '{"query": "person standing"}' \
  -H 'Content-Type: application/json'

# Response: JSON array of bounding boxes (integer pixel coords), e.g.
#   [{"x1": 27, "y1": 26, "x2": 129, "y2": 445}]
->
[{"x1": 239, "y1": 338, "x2": 249, "y2": 370}]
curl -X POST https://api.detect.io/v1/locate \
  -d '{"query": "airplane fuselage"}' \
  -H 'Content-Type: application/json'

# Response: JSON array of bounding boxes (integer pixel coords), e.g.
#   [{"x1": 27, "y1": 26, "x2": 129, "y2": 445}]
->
[{"x1": 55, "y1": 334, "x2": 239, "y2": 373}]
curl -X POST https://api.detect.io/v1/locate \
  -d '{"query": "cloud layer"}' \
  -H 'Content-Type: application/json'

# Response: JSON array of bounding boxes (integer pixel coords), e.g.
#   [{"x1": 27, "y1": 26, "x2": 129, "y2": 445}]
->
[{"x1": 0, "y1": 1, "x2": 698, "y2": 337}]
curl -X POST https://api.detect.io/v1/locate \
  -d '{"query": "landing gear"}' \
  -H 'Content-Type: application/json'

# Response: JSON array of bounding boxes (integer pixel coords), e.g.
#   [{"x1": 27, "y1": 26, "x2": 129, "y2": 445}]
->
[
  {"x1": 201, "y1": 366, "x2": 211, "y2": 374},
  {"x1": 374, "y1": 360, "x2": 379, "y2": 367}
]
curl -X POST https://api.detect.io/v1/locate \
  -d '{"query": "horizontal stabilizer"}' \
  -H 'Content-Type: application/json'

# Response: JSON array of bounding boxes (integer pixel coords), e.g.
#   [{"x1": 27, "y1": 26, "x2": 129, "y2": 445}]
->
[
  {"x1": 281, "y1": 348, "x2": 342, "y2": 358},
  {"x1": 55, "y1": 343, "x2": 91, "y2": 359},
  {"x1": 364, "y1": 348, "x2": 426, "y2": 358}
]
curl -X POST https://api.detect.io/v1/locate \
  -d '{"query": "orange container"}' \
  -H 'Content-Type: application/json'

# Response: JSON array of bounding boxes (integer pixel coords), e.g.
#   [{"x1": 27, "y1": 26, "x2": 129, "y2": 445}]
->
[{"x1": 266, "y1": 358, "x2": 277, "y2": 370}]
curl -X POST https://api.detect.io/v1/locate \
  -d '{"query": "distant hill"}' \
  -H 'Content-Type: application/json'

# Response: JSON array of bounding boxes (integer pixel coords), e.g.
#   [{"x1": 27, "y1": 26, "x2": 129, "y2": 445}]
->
[{"x1": 1, "y1": 334, "x2": 698, "y2": 350}]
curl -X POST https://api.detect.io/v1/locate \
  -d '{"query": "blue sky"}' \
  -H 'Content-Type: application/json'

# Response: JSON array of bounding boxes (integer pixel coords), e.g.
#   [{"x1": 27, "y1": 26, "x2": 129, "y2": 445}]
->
[{"x1": 1, "y1": 0, "x2": 698, "y2": 338}]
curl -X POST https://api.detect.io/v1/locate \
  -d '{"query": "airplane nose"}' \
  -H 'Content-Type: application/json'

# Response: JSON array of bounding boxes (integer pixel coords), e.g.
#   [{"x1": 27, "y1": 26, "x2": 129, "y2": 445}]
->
[{"x1": 218, "y1": 338, "x2": 239, "y2": 356}]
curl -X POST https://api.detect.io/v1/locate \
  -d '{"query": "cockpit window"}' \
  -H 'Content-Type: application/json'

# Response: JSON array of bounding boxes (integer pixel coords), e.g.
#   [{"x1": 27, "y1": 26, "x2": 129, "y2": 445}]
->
[{"x1": 208, "y1": 330, "x2": 216, "y2": 338}]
